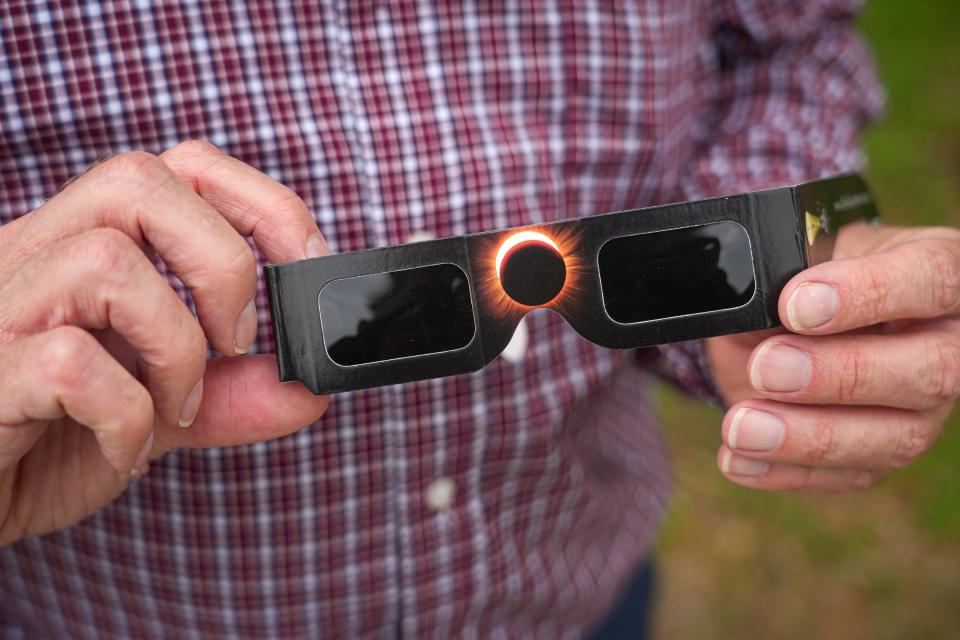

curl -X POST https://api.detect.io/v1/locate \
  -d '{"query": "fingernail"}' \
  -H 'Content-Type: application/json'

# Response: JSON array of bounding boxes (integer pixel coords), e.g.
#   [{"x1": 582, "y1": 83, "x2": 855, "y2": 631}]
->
[
  {"x1": 131, "y1": 432, "x2": 154, "y2": 476},
  {"x1": 179, "y1": 379, "x2": 203, "y2": 428},
  {"x1": 305, "y1": 234, "x2": 329, "y2": 259},
  {"x1": 728, "y1": 407, "x2": 785, "y2": 452},
  {"x1": 721, "y1": 450, "x2": 770, "y2": 477},
  {"x1": 751, "y1": 343, "x2": 812, "y2": 392},
  {"x1": 233, "y1": 298, "x2": 257, "y2": 355},
  {"x1": 787, "y1": 282, "x2": 838, "y2": 330}
]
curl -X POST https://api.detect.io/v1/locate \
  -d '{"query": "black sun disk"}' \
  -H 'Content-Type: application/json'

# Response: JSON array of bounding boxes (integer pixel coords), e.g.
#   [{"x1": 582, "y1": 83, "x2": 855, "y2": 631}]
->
[{"x1": 497, "y1": 235, "x2": 566, "y2": 306}]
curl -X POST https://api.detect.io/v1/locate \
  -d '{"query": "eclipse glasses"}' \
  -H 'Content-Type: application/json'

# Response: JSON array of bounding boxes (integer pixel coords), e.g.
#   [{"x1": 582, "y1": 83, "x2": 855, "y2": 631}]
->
[{"x1": 266, "y1": 174, "x2": 879, "y2": 395}]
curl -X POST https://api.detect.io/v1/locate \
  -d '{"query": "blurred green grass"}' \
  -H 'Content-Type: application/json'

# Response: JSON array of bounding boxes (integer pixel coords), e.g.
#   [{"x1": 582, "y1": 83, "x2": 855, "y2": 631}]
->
[{"x1": 654, "y1": 1, "x2": 960, "y2": 637}]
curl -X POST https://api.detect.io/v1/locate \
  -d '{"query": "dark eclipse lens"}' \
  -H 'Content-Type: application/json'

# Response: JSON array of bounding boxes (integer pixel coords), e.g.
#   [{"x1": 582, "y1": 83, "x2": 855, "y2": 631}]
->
[
  {"x1": 318, "y1": 263, "x2": 476, "y2": 366},
  {"x1": 597, "y1": 221, "x2": 755, "y2": 324}
]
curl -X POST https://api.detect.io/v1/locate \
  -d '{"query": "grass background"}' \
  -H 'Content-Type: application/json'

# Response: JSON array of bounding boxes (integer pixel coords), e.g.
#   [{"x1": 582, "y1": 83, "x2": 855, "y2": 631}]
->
[{"x1": 653, "y1": 1, "x2": 960, "y2": 638}]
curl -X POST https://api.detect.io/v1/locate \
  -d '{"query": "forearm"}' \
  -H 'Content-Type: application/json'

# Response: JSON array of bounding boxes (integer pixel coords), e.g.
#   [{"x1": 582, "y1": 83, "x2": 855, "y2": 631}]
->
[
  {"x1": 655, "y1": 0, "x2": 884, "y2": 404},
  {"x1": 680, "y1": 0, "x2": 883, "y2": 200}
]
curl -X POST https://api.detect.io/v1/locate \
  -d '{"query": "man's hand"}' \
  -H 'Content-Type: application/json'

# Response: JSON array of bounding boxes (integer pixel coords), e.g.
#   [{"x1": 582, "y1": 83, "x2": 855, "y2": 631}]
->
[
  {"x1": 0, "y1": 142, "x2": 331, "y2": 546},
  {"x1": 707, "y1": 222, "x2": 960, "y2": 492}
]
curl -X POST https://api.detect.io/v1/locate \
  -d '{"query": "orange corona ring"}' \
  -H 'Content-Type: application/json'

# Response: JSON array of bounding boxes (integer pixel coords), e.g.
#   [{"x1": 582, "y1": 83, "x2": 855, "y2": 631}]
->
[
  {"x1": 494, "y1": 231, "x2": 560, "y2": 278},
  {"x1": 495, "y1": 230, "x2": 567, "y2": 306}
]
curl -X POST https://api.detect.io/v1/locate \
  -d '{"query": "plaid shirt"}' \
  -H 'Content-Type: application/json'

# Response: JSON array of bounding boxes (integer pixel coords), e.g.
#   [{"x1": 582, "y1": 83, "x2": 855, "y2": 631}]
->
[{"x1": 0, "y1": 1, "x2": 881, "y2": 637}]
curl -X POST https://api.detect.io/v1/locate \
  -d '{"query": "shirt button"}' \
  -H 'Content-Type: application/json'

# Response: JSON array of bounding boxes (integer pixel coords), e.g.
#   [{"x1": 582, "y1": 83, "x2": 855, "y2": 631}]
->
[
  {"x1": 500, "y1": 317, "x2": 528, "y2": 364},
  {"x1": 425, "y1": 477, "x2": 456, "y2": 511},
  {"x1": 406, "y1": 230, "x2": 437, "y2": 243}
]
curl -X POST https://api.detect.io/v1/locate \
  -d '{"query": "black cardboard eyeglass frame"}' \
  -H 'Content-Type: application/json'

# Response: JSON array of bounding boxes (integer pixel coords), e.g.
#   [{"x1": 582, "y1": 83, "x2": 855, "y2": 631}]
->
[{"x1": 266, "y1": 174, "x2": 879, "y2": 395}]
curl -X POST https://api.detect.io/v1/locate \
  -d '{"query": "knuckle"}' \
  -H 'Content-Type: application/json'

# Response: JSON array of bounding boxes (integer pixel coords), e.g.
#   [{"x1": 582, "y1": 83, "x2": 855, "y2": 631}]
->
[
  {"x1": 185, "y1": 317, "x2": 209, "y2": 359},
  {"x1": 104, "y1": 374, "x2": 154, "y2": 439},
  {"x1": 69, "y1": 228, "x2": 138, "y2": 277},
  {"x1": 124, "y1": 382, "x2": 155, "y2": 432},
  {"x1": 254, "y1": 187, "x2": 312, "y2": 247},
  {"x1": 837, "y1": 348, "x2": 869, "y2": 402},
  {"x1": 924, "y1": 338, "x2": 960, "y2": 403},
  {"x1": 98, "y1": 150, "x2": 167, "y2": 187},
  {"x1": 220, "y1": 242, "x2": 257, "y2": 285},
  {"x1": 39, "y1": 326, "x2": 99, "y2": 390},
  {"x1": 153, "y1": 328, "x2": 206, "y2": 375},
  {"x1": 272, "y1": 186, "x2": 310, "y2": 220},
  {"x1": 808, "y1": 418, "x2": 836, "y2": 464},
  {"x1": 168, "y1": 139, "x2": 220, "y2": 161},
  {"x1": 174, "y1": 241, "x2": 255, "y2": 299},
  {"x1": 853, "y1": 262, "x2": 890, "y2": 324},
  {"x1": 147, "y1": 314, "x2": 207, "y2": 374},
  {"x1": 921, "y1": 240, "x2": 960, "y2": 315},
  {"x1": 891, "y1": 416, "x2": 933, "y2": 468},
  {"x1": 176, "y1": 320, "x2": 209, "y2": 369}
]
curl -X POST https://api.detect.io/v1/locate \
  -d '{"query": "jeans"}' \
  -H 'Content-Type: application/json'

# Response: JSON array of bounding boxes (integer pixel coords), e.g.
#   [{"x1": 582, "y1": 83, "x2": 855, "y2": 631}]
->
[{"x1": 586, "y1": 558, "x2": 655, "y2": 640}]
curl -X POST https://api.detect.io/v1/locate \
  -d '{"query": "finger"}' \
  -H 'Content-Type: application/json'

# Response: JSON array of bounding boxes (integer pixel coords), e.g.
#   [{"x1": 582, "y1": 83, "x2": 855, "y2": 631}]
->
[
  {"x1": 705, "y1": 328, "x2": 786, "y2": 404},
  {"x1": 721, "y1": 400, "x2": 949, "y2": 470},
  {"x1": 0, "y1": 229, "x2": 207, "y2": 428},
  {"x1": 157, "y1": 355, "x2": 330, "y2": 451},
  {"x1": 12, "y1": 151, "x2": 258, "y2": 356},
  {"x1": 781, "y1": 226, "x2": 960, "y2": 333},
  {"x1": 160, "y1": 140, "x2": 329, "y2": 262},
  {"x1": 716, "y1": 446, "x2": 885, "y2": 493},
  {"x1": 748, "y1": 320, "x2": 960, "y2": 409},
  {"x1": 0, "y1": 327, "x2": 154, "y2": 475}
]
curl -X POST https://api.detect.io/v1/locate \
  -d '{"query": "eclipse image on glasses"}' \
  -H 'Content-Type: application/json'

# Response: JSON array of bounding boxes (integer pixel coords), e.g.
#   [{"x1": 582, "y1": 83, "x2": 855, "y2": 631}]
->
[
  {"x1": 266, "y1": 174, "x2": 879, "y2": 395},
  {"x1": 495, "y1": 230, "x2": 567, "y2": 306}
]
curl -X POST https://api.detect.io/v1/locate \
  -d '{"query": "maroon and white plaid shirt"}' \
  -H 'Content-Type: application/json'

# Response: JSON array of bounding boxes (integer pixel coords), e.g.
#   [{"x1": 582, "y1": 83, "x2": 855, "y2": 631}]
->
[{"x1": 0, "y1": 1, "x2": 881, "y2": 637}]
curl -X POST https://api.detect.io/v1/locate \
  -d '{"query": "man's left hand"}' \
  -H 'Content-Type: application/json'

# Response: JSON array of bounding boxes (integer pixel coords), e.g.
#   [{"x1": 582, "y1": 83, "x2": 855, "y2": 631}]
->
[{"x1": 707, "y1": 222, "x2": 960, "y2": 491}]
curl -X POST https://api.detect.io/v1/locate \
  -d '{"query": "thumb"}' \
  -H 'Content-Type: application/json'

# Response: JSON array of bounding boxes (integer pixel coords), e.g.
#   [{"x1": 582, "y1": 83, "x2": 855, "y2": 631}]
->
[{"x1": 156, "y1": 354, "x2": 330, "y2": 451}]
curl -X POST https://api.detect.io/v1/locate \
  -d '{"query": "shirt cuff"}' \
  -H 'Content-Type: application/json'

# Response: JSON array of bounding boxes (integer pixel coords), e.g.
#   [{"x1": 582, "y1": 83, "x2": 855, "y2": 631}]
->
[{"x1": 639, "y1": 340, "x2": 727, "y2": 409}]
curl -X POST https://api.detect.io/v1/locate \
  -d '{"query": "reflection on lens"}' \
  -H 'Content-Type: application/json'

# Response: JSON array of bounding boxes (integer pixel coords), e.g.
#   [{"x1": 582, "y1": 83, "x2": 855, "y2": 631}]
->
[
  {"x1": 319, "y1": 263, "x2": 476, "y2": 366},
  {"x1": 598, "y1": 221, "x2": 755, "y2": 323}
]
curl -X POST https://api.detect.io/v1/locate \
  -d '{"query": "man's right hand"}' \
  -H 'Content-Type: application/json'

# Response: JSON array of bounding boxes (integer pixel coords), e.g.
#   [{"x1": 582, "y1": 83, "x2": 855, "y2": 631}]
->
[{"x1": 0, "y1": 142, "x2": 331, "y2": 547}]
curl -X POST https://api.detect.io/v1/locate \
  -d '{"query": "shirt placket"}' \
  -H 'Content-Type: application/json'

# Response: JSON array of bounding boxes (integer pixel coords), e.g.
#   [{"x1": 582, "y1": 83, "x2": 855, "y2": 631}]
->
[{"x1": 329, "y1": 3, "x2": 428, "y2": 638}]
